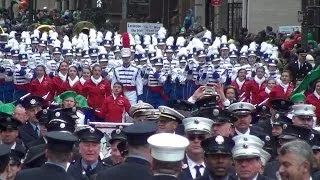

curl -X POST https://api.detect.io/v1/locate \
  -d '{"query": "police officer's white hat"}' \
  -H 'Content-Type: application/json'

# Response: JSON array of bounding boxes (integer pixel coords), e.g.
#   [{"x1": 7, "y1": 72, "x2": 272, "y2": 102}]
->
[
  {"x1": 232, "y1": 134, "x2": 264, "y2": 159},
  {"x1": 228, "y1": 102, "x2": 255, "y2": 115},
  {"x1": 129, "y1": 103, "x2": 154, "y2": 117},
  {"x1": 292, "y1": 104, "x2": 316, "y2": 117},
  {"x1": 158, "y1": 106, "x2": 185, "y2": 123},
  {"x1": 182, "y1": 117, "x2": 214, "y2": 134},
  {"x1": 260, "y1": 149, "x2": 271, "y2": 166},
  {"x1": 148, "y1": 133, "x2": 189, "y2": 162}
]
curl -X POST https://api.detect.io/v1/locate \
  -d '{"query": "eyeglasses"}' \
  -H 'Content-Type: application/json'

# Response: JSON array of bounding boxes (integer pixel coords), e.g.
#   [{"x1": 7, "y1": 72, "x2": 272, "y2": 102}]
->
[{"x1": 187, "y1": 134, "x2": 206, "y2": 141}]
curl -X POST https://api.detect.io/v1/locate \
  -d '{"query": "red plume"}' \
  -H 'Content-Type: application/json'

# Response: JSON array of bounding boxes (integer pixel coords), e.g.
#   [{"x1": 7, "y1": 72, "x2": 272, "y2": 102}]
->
[{"x1": 122, "y1": 32, "x2": 130, "y2": 48}]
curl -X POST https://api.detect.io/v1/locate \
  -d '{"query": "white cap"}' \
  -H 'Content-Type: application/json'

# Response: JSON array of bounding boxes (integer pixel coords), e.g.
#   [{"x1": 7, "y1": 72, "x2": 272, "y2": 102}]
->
[
  {"x1": 260, "y1": 149, "x2": 271, "y2": 166},
  {"x1": 148, "y1": 133, "x2": 189, "y2": 162},
  {"x1": 228, "y1": 102, "x2": 255, "y2": 115},
  {"x1": 183, "y1": 117, "x2": 214, "y2": 134},
  {"x1": 121, "y1": 48, "x2": 131, "y2": 58},
  {"x1": 292, "y1": 104, "x2": 316, "y2": 117},
  {"x1": 232, "y1": 134, "x2": 264, "y2": 159}
]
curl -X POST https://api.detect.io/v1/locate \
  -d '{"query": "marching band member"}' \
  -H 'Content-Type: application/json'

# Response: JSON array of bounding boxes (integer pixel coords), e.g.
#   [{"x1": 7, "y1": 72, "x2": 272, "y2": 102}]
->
[
  {"x1": 270, "y1": 70, "x2": 294, "y2": 100},
  {"x1": 112, "y1": 33, "x2": 143, "y2": 105},
  {"x1": 83, "y1": 64, "x2": 111, "y2": 110},
  {"x1": 46, "y1": 40, "x2": 62, "y2": 77},
  {"x1": 230, "y1": 68, "x2": 248, "y2": 96},
  {"x1": 257, "y1": 78, "x2": 276, "y2": 105},
  {"x1": 244, "y1": 66, "x2": 267, "y2": 105},
  {"x1": 172, "y1": 47, "x2": 188, "y2": 100},
  {"x1": 80, "y1": 66, "x2": 91, "y2": 85},
  {"x1": 157, "y1": 27, "x2": 167, "y2": 52},
  {"x1": 61, "y1": 64, "x2": 83, "y2": 94},
  {"x1": 52, "y1": 61, "x2": 68, "y2": 96},
  {"x1": 29, "y1": 64, "x2": 54, "y2": 102},
  {"x1": 146, "y1": 49, "x2": 168, "y2": 108},
  {"x1": 201, "y1": 30, "x2": 212, "y2": 50},
  {"x1": 219, "y1": 35, "x2": 230, "y2": 64},
  {"x1": 13, "y1": 49, "x2": 33, "y2": 99},
  {"x1": 62, "y1": 36, "x2": 74, "y2": 64},
  {"x1": 98, "y1": 82, "x2": 131, "y2": 123}
]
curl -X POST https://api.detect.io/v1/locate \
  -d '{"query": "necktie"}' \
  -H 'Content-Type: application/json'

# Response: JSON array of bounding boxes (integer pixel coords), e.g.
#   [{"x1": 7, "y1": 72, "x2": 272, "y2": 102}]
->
[
  {"x1": 34, "y1": 125, "x2": 39, "y2": 136},
  {"x1": 194, "y1": 165, "x2": 203, "y2": 178},
  {"x1": 86, "y1": 165, "x2": 92, "y2": 173}
]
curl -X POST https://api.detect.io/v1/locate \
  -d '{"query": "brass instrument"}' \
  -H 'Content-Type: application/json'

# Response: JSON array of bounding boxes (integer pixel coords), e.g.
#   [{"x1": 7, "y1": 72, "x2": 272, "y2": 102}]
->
[
  {"x1": 72, "y1": 21, "x2": 96, "y2": 36},
  {"x1": 36, "y1": 25, "x2": 56, "y2": 33}
]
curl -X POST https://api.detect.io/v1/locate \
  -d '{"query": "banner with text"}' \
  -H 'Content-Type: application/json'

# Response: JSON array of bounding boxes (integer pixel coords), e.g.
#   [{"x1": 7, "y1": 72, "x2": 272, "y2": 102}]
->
[
  {"x1": 127, "y1": 23, "x2": 163, "y2": 35},
  {"x1": 278, "y1": 26, "x2": 301, "y2": 34}
]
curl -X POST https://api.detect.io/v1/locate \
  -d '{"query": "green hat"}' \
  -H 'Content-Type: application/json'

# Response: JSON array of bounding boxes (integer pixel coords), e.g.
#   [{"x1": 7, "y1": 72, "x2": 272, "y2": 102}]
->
[
  {"x1": 75, "y1": 95, "x2": 89, "y2": 108},
  {"x1": 59, "y1": 91, "x2": 77, "y2": 101},
  {"x1": 54, "y1": 91, "x2": 89, "y2": 108},
  {"x1": 290, "y1": 92, "x2": 306, "y2": 103},
  {"x1": 0, "y1": 103, "x2": 15, "y2": 115}
]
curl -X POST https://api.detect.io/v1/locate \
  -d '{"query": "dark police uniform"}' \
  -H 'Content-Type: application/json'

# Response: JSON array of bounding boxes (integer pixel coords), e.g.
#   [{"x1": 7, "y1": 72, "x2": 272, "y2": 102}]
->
[
  {"x1": 15, "y1": 131, "x2": 78, "y2": 180},
  {"x1": 68, "y1": 127, "x2": 109, "y2": 180},
  {"x1": 154, "y1": 174, "x2": 178, "y2": 180},
  {"x1": 96, "y1": 121, "x2": 157, "y2": 180},
  {"x1": 67, "y1": 159, "x2": 110, "y2": 180},
  {"x1": 18, "y1": 96, "x2": 45, "y2": 145}
]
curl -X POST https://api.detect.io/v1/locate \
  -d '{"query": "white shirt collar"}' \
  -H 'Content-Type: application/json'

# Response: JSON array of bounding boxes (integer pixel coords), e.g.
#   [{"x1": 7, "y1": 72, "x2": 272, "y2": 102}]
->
[
  {"x1": 238, "y1": 173, "x2": 258, "y2": 180},
  {"x1": 186, "y1": 154, "x2": 205, "y2": 179},
  {"x1": 235, "y1": 128, "x2": 250, "y2": 135},
  {"x1": 11, "y1": 142, "x2": 16, "y2": 149}
]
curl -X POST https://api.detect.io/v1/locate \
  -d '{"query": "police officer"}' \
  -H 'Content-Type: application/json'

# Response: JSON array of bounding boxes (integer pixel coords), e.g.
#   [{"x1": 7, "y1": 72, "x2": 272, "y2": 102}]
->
[
  {"x1": 68, "y1": 126, "x2": 109, "y2": 180},
  {"x1": 0, "y1": 115, "x2": 25, "y2": 155},
  {"x1": 15, "y1": 131, "x2": 78, "y2": 180},
  {"x1": 19, "y1": 95, "x2": 44, "y2": 145},
  {"x1": 228, "y1": 102, "x2": 262, "y2": 136},
  {"x1": 198, "y1": 135, "x2": 235, "y2": 180},
  {"x1": 231, "y1": 134, "x2": 273, "y2": 180},
  {"x1": 102, "y1": 127, "x2": 127, "y2": 166},
  {"x1": 287, "y1": 48, "x2": 312, "y2": 83},
  {"x1": 0, "y1": 144, "x2": 10, "y2": 180},
  {"x1": 157, "y1": 106, "x2": 185, "y2": 134},
  {"x1": 96, "y1": 121, "x2": 157, "y2": 180},
  {"x1": 128, "y1": 102, "x2": 154, "y2": 123},
  {"x1": 180, "y1": 117, "x2": 213, "y2": 180},
  {"x1": 291, "y1": 104, "x2": 316, "y2": 129},
  {"x1": 148, "y1": 133, "x2": 189, "y2": 180}
]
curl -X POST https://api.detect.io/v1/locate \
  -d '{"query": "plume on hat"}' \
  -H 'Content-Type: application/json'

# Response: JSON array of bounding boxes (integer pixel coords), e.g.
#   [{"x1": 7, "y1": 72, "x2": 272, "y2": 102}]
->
[
  {"x1": 260, "y1": 42, "x2": 268, "y2": 53},
  {"x1": 114, "y1": 33, "x2": 121, "y2": 46},
  {"x1": 177, "y1": 47, "x2": 188, "y2": 57},
  {"x1": 143, "y1": 35, "x2": 151, "y2": 46},
  {"x1": 213, "y1": 37, "x2": 221, "y2": 48},
  {"x1": 157, "y1": 27, "x2": 167, "y2": 39},
  {"x1": 135, "y1": 44, "x2": 145, "y2": 55},
  {"x1": 229, "y1": 43, "x2": 238, "y2": 52},
  {"x1": 105, "y1": 31, "x2": 113, "y2": 41},
  {"x1": 9, "y1": 31, "x2": 16, "y2": 39},
  {"x1": 221, "y1": 35, "x2": 228, "y2": 44},
  {"x1": 151, "y1": 34, "x2": 158, "y2": 46},
  {"x1": 166, "y1": 36, "x2": 174, "y2": 46},
  {"x1": 129, "y1": 33, "x2": 135, "y2": 46},
  {"x1": 71, "y1": 36, "x2": 78, "y2": 46},
  {"x1": 54, "y1": 39, "x2": 61, "y2": 48},
  {"x1": 248, "y1": 42, "x2": 256, "y2": 51},
  {"x1": 240, "y1": 45, "x2": 248, "y2": 53},
  {"x1": 122, "y1": 32, "x2": 130, "y2": 48},
  {"x1": 176, "y1": 36, "x2": 186, "y2": 47},
  {"x1": 203, "y1": 30, "x2": 212, "y2": 40},
  {"x1": 148, "y1": 44, "x2": 156, "y2": 53},
  {"x1": 155, "y1": 48, "x2": 163, "y2": 59},
  {"x1": 192, "y1": 38, "x2": 204, "y2": 51},
  {"x1": 135, "y1": 34, "x2": 141, "y2": 45}
]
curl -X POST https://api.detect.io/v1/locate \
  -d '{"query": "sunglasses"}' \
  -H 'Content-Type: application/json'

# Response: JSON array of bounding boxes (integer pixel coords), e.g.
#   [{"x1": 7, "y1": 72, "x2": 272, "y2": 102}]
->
[{"x1": 187, "y1": 134, "x2": 206, "y2": 141}]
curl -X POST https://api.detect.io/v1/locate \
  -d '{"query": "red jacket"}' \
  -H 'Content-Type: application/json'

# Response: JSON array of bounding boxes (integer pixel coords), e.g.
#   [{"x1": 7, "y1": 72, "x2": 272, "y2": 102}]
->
[
  {"x1": 230, "y1": 79, "x2": 248, "y2": 96},
  {"x1": 244, "y1": 80, "x2": 267, "y2": 105},
  {"x1": 61, "y1": 80, "x2": 83, "y2": 95},
  {"x1": 51, "y1": 76, "x2": 66, "y2": 96},
  {"x1": 98, "y1": 94, "x2": 131, "y2": 122},
  {"x1": 82, "y1": 79, "x2": 111, "y2": 109},
  {"x1": 269, "y1": 84, "x2": 294, "y2": 100},
  {"x1": 306, "y1": 93, "x2": 320, "y2": 120},
  {"x1": 29, "y1": 76, "x2": 54, "y2": 101},
  {"x1": 257, "y1": 90, "x2": 270, "y2": 105}
]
